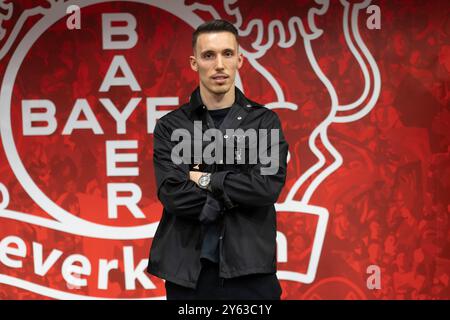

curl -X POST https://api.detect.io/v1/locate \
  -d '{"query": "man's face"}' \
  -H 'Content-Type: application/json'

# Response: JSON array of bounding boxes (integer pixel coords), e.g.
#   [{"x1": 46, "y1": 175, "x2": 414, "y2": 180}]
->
[{"x1": 190, "y1": 31, "x2": 243, "y2": 96}]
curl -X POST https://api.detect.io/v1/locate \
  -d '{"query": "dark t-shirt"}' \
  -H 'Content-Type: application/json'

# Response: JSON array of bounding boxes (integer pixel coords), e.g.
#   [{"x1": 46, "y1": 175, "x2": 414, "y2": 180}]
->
[
  {"x1": 208, "y1": 106, "x2": 232, "y2": 128},
  {"x1": 200, "y1": 106, "x2": 232, "y2": 264}
]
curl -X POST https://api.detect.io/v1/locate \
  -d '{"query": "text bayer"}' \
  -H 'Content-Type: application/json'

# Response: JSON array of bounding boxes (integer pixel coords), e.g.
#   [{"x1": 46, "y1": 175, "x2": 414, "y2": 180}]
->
[{"x1": 19, "y1": 13, "x2": 176, "y2": 220}]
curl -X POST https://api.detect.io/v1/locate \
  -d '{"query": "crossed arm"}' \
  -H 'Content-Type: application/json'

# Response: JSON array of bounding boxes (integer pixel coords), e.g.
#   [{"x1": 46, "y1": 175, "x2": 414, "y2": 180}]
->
[{"x1": 154, "y1": 111, "x2": 288, "y2": 221}]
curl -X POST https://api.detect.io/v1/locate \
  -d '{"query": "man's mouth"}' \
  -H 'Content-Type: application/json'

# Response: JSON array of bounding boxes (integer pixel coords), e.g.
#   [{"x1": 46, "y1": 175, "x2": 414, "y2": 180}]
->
[{"x1": 211, "y1": 74, "x2": 229, "y2": 82}]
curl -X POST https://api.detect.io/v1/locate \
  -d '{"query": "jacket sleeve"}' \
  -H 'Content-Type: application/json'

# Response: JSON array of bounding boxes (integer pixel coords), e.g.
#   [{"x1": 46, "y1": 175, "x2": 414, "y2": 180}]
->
[
  {"x1": 209, "y1": 110, "x2": 289, "y2": 208},
  {"x1": 153, "y1": 119, "x2": 206, "y2": 220}
]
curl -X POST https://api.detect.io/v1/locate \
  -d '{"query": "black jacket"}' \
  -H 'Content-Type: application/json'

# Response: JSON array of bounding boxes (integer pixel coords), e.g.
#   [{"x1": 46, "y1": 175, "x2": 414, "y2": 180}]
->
[{"x1": 146, "y1": 87, "x2": 289, "y2": 289}]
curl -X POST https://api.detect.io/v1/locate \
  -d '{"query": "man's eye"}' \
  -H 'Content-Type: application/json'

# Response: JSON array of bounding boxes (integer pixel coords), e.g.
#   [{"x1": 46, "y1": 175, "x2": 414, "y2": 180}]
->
[
  {"x1": 204, "y1": 53, "x2": 214, "y2": 59},
  {"x1": 225, "y1": 51, "x2": 233, "y2": 57}
]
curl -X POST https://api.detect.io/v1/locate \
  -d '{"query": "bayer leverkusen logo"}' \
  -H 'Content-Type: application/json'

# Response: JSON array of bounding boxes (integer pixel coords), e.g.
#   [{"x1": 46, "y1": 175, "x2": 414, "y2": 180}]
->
[{"x1": 0, "y1": 0, "x2": 380, "y2": 299}]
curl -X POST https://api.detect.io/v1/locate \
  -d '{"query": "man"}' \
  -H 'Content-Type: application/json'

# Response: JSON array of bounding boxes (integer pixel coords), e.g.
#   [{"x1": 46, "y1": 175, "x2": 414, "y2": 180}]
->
[{"x1": 146, "y1": 19, "x2": 289, "y2": 300}]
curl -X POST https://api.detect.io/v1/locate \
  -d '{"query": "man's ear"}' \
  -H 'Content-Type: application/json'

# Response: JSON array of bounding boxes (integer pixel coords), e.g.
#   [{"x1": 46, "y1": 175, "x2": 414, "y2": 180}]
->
[
  {"x1": 190, "y1": 55, "x2": 198, "y2": 72},
  {"x1": 237, "y1": 51, "x2": 244, "y2": 69}
]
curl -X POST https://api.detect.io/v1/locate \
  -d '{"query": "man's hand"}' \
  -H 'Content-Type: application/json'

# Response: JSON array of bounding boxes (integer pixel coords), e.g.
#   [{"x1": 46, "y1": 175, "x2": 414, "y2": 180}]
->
[{"x1": 189, "y1": 171, "x2": 205, "y2": 186}]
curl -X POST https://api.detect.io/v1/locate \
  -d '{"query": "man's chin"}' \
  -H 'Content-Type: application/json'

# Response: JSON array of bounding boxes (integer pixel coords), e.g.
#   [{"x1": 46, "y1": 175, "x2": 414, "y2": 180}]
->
[{"x1": 209, "y1": 84, "x2": 232, "y2": 95}]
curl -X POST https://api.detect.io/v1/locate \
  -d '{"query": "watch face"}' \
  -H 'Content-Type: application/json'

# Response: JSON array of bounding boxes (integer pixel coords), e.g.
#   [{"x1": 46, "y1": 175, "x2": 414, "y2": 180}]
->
[{"x1": 199, "y1": 174, "x2": 210, "y2": 187}]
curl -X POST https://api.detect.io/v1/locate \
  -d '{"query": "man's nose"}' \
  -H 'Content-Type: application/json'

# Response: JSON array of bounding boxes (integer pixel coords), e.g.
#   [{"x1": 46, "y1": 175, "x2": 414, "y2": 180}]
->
[{"x1": 215, "y1": 55, "x2": 224, "y2": 70}]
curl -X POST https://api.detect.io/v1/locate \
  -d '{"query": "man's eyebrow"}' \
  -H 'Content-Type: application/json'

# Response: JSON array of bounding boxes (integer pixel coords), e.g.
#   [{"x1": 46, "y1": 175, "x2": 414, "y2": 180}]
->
[{"x1": 200, "y1": 48, "x2": 235, "y2": 55}]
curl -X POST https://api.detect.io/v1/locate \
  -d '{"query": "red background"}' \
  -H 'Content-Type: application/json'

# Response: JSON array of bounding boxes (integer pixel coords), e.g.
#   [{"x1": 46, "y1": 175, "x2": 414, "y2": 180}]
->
[{"x1": 0, "y1": 0, "x2": 449, "y2": 299}]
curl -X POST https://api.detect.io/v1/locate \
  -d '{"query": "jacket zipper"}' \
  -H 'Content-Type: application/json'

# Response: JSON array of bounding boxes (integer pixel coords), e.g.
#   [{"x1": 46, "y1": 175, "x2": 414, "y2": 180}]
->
[{"x1": 219, "y1": 222, "x2": 225, "y2": 287}]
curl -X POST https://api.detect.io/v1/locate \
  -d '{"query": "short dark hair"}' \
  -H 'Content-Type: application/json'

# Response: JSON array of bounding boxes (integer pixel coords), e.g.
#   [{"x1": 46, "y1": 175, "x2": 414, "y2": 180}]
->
[{"x1": 192, "y1": 19, "x2": 239, "y2": 51}]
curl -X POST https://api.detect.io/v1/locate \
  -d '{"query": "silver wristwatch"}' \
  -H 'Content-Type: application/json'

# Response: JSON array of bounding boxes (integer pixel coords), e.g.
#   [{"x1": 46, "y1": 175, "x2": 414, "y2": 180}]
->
[{"x1": 198, "y1": 173, "x2": 211, "y2": 190}]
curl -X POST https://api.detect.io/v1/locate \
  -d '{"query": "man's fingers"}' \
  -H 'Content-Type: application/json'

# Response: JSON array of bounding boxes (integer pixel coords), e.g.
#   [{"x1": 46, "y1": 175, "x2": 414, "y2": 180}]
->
[{"x1": 189, "y1": 171, "x2": 204, "y2": 184}]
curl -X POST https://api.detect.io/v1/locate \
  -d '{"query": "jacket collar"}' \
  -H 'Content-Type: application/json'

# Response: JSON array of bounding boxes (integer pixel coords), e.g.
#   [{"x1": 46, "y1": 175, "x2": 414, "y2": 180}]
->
[{"x1": 187, "y1": 86, "x2": 258, "y2": 118}]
